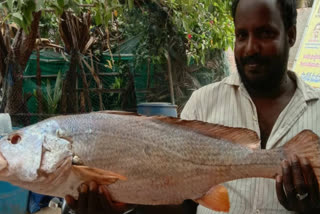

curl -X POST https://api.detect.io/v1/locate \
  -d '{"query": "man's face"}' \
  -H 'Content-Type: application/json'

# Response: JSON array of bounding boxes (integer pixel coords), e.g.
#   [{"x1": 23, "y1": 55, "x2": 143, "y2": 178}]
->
[{"x1": 234, "y1": 0, "x2": 293, "y2": 91}]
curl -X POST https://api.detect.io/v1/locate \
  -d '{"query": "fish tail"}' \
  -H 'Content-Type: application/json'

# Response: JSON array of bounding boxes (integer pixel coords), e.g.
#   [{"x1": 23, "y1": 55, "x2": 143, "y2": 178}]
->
[{"x1": 283, "y1": 130, "x2": 320, "y2": 184}]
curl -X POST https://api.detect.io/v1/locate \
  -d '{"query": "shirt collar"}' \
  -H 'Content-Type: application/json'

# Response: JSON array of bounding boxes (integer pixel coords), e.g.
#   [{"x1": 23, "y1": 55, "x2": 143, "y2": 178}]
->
[
  {"x1": 290, "y1": 71, "x2": 319, "y2": 102},
  {"x1": 224, "y1": 71, "x2": 319, "y2": 102},
  {"x1": 224, "y1": 71, "x2": 242, "y2": 87}
]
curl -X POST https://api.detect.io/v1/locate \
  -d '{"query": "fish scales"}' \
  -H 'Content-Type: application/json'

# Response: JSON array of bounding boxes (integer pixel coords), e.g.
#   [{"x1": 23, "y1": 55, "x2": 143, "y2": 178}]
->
[
  {"x1": 55, "y1": 113, "x2": 281, "y2": 202},
  {"x1": 0, "y1": 111, "x2": 319, "y2": 212}
]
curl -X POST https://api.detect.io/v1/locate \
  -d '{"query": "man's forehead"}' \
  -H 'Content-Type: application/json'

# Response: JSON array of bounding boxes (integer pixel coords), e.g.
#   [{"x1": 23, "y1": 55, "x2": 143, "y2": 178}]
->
[
  {"x1": 235, "y1": 0, "x2": 280, "y2": 20},
  {"x1": 235, "y1": 0, "x2": 282, "y2": 28},
  {"x1": 237, "y1": 0, "x2": 278, "y2": 8}
]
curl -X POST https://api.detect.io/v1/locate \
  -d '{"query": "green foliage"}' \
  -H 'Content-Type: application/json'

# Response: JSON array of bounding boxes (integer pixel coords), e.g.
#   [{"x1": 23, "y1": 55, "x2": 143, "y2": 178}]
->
[
  {"x1": 49, "y1": 0, "x2": 80, "y2": 16},
  {"x1": 110, "y1": 76, "x2": 123, "y2": 103},
  {"x1": 119, "y1": 8, "x2": 154, "y2": 66},
  {"x1": 128, "y1": 0, "x2": 134, "y2": 10},
  {"x1": 32, "y1": 71, "x2": 63, "y2": 114},
  {"x1": 0, "y1": 0, "x2": 44, "y2": 32},
  {"x1": 116, "y1": 0, "x2": 234, "y2": 65},
  {"x1": 110, "y1": 62, "x2": 129, "y2": 107},
  {"x1": 43, "y1": 71, "x2": 63, "y2": 114},
  {"x1": 1, "y1": 0, "x2": 235, "y2": 65},
  {"x1": 164, "y1": 0, "x2": 234, "y2": 64},
  {"x1": 89, "y1": 0, "x2": 122, "y2": 26},
  {"x1": 39, "y1": 12, "x2": 59, "y2": 40},
  {"x1": 0, "y1": 0, "x2": 122, "y2": 31}
]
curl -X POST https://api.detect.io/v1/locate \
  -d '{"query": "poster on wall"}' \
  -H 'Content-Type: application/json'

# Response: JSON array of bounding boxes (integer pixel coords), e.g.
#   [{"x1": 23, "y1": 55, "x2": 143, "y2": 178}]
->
[{"x1": 294, "y1": 0, "x2": 320, "y2": 88}]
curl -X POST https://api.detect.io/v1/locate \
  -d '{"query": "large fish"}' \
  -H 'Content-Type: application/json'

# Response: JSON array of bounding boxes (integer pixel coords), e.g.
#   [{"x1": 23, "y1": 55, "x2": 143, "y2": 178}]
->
[{"x1": 0, "y1": 111, "x2": 319, "y2": 212}]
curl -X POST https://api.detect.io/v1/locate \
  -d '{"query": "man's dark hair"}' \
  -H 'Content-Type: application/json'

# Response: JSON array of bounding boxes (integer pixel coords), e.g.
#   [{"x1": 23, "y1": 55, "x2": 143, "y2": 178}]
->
[{"x1": 231, "y1": 0, "x2": 297, "y2": 30}]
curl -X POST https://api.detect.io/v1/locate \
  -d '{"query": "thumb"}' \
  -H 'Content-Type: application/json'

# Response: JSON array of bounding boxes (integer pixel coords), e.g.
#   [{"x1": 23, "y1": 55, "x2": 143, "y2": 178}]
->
[
  {"x1": 65, "y1": 195, "x2": 77, "y2": 210},
  {"x1": 99, "y1": 185, "x2": 132, "y2": 213}
]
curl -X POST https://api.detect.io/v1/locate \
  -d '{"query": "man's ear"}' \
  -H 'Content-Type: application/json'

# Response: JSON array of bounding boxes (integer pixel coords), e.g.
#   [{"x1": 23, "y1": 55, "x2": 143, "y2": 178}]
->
[{"x1": 287, "y1": 25, "x2": 297, "y2": 47}]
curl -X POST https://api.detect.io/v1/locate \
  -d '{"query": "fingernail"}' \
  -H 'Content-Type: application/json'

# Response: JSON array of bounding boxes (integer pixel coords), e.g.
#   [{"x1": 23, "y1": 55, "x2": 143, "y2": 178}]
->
[
  {"x1": 81, "y1": 184, "x2": 88, "y2": 193},
  {"x1": 282, "y1": 160, "x2": 289, "y2": 168},
  {"x1": 301, "y1": 157, "x2": 310, "y2": 165},
  {"x1": 89, "y1": 182, "x2": 96, "y2": 191},
  {"x1": 276, "y1": 175, "x2": 282, "y2": 183},
  {"x1": 64, "y1": 195, "x2": 71, "y2": 204},
  {"x1": 98, "y1": 186, "x2": 103, "y2": 194},
  {"x1": 292, "y1": 155, "x2": 298, "y2": 163}
]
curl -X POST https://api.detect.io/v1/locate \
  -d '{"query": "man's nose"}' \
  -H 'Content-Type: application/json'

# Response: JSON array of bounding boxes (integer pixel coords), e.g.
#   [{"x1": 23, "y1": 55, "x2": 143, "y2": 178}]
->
[{"x1": 244, "y1": 36, "x2": 259, "y2": 56}]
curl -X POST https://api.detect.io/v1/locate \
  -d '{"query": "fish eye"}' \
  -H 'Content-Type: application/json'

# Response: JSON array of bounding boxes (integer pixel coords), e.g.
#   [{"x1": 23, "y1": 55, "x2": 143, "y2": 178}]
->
[{"x1": 9, "y1": 134, "x2": 21, "y2": 145}]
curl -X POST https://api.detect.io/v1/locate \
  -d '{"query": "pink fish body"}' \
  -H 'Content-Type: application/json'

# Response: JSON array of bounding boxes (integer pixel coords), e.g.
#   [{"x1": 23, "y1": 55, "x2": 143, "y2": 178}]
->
[{"x1": 0, "y1": 111, "x2": 319, "y2": 212}]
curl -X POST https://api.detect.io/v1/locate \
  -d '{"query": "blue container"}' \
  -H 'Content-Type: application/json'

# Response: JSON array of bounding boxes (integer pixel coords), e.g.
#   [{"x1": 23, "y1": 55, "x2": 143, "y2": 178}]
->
[
  {"x1": 0, "y1": 181, "x2": 29, "y2": 214},
  {"x1": 137, "y1": 102, "x2": 177, "y2": 117}
]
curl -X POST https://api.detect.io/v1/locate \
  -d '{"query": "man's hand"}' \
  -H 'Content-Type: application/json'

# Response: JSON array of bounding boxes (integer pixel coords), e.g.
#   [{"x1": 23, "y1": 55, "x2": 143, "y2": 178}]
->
[
  {"x1": 276, "y1": 155, "x2": 320, "y2": 213},
  {"x1": 65, "y1": 181, "x2": 131, "y2": 214}
]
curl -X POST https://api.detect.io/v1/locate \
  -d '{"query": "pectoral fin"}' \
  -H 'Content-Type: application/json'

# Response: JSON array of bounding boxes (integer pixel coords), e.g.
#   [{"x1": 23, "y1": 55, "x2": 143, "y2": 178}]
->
[
  {"x1": 72, "y1": 165, "x2": 127, "y2": 185},
  {"x1": 195, "y1": 185, "x2": 230, "y2": 212}
]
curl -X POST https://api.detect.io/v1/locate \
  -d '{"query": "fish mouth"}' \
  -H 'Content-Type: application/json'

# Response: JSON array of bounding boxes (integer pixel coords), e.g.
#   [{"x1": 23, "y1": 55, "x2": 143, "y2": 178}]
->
[{"x1": 0, "y1": 152, "x2": 7, "y2": 172}]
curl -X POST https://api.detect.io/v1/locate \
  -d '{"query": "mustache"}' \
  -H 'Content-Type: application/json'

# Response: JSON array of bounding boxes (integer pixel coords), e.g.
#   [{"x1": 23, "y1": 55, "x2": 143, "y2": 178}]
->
[{"x1": 240, "y1": 55, "x2": 266, "y2": 65}]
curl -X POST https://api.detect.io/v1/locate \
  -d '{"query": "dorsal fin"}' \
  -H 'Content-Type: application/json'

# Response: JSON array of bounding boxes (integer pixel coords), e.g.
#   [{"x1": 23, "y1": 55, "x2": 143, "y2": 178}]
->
[
  {"x1": 96, "y1": 111, "x2": 260, "y2": 149},
  {"x1": 96, "y1": 110, "x2": 140, "y2": 116},
  {"x1": 150, "y1": 116, "x2": 260, "y2": 149}
]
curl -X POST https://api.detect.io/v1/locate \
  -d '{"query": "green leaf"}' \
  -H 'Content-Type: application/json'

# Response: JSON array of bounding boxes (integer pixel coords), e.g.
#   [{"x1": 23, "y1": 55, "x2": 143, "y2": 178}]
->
[
  {"x1": 53, "y1": 72, "x2": 62, "y2": 103},
  {"x1": 94, "y1": 7, "x2": 102, "y2": 25},
  {"x1": 58, "y1": 0, "x2": 65, "y2": 8},
  {"x1": 49, "y1": 3, "x2": 63, "y2": 15},
  {"x1": 17, "y1": 0, "x2": 22, "y2": 8},
  {"x1": 12, "y1": 12, "x2": 23, "y2": 22},
  {"x1": 7, "y1": 0, "x2": 13, "y2": 11},
  {"x1": 128, "y1": 0, "x2": 134, "y2": 10},
  {"x1": 46, "y1": 79, "x2": 52, "y2": 104},
  {"x1": 68, "y1": 0, "x2": 80, "y2": 14},
  {"x1": 36, "y1": 0, "x2": 45, "y2": 11},
  {"x1": 11, "y1": 17, "x2": 23, "y2": 29}
]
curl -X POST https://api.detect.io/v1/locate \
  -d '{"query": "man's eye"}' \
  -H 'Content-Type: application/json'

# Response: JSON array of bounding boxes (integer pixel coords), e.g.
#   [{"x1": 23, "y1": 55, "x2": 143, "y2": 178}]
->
[
  {"x1": 236, "y1": 32, "x2": 246, "y2": 41},
  {"x1": 260, "y1": 31, "x2": 275, "y2": 39}
]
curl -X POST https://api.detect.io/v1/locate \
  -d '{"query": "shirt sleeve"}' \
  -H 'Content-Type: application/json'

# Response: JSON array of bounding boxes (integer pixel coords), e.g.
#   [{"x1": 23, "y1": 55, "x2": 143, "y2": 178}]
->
[{"x1": 180, "y1": 91, "x2": 199, "y2": 120}]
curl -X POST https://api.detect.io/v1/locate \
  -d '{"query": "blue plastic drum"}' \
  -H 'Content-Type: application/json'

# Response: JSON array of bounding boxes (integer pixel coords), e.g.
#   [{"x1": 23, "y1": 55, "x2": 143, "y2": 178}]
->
[
  {"x1": 137, "y1": 102, "x2": 177, "y2": 117},
  {"x1": 0, "y1": 181, "x2": 29, "y2": 214}
]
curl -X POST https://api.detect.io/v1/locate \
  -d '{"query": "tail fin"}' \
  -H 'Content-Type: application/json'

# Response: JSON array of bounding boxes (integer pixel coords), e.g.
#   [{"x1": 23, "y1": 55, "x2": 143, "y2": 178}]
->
[{"x1": 283, "y1": 130, "x2": 320, "y2": 185}]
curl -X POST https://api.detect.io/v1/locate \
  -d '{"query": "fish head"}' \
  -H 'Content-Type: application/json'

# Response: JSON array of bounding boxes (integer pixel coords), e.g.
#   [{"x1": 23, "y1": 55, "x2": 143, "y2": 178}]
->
[{"x1": 0, "y1": 119, "x2": 72, "y2": 190}]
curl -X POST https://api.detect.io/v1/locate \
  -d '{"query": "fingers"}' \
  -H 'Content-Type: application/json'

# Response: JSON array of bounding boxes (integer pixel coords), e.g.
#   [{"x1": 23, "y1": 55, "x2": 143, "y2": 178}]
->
[
  {"x1": 291, "y1": 156, "x2": 307, "y2": 194},
  {"x1": 99, "y1": 185, "x2": 114, "y2": 203},
  {"x1": 65, "y1": 195, "x2": 77, "y2": 210},
  {"x1": 65, "y1": 183, "x2": 129, "y2": 214},
  {"x1": 301, "y1": 157, "x2": 320, "y2": 207},
  {"x1": 88, "y1": 182, "x2": 100, "y2": 213},
  {"x1": 276, "y1": 175, "x2": 289, "y2": 209},
  {"x1": 98, "y1": 186, "x2": 113, "y2": 213},
  {"x1": 99, "y1": 185, "x2": 130, "y2": 213},
  {"x1": 282, "y1": 159, "x2": 296, "y2": 206},
  {"x1": 77, "y1": 184, "x2": 89, "y2": 214},
  {"x1": 278, "y1": 156, "x2": 320, "y2": 213},
  {"x1": 291, "y1": 155, "x2": 309, "y2": 210}
]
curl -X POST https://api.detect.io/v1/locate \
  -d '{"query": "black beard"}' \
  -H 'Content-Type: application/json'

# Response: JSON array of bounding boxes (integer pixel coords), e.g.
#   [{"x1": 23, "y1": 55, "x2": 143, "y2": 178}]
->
[{"x1": 235, "y1": 47, "x2": 289, "y2": 94}]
